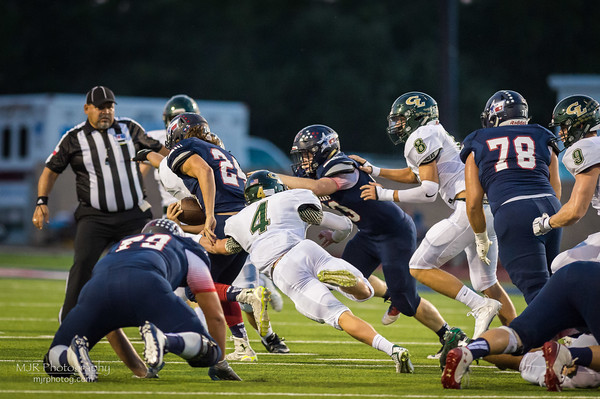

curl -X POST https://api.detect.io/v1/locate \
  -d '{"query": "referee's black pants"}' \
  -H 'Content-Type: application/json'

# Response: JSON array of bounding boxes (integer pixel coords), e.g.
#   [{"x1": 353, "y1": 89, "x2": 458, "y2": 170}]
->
[{"x1": 59, "y1": 203, "x2": 152, "y2": 322}]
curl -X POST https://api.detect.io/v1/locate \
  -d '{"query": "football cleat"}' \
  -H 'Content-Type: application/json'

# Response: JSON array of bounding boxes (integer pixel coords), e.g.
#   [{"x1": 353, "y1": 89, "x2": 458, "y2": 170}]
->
[
  {"x1": 140, "y1": 321, "x2": 166, "y2": 369},
  {"x1": 441, "y1": 347, "x2": 473, "y2": 389},
  {"x1": 225, "y1": 336, "x2": 257, "y2": 362},
  {"x1": 67, "y1": 335, "x2": 97, "y2": 382},
  {"x1": 391, "y1": 345, "x2": 414, "y2": 373},
  {"x1": 467, "y1": 297, "x2": 502, "y2": 338},
  {"x1": 381, "y1": 305, "x2": 401, "y2": 325},
  {"x1": 439, "y1": 327, "x2": 470, "y2": 370},
  {"x1": 543, "y1": 341, "x2": 573, "y2": 392},
  {"x1": 236, "y1": 287, "x2": 271, "y2": 337},
  {"x1": 208, "y1": 359, "x2": 242, "y2": 381},
  {"x1": 261, "y1": 333, "x2": 290, "y2": 353},
  {"x1": 317, "y1": 270, "x2": 358, "y2": 287}
]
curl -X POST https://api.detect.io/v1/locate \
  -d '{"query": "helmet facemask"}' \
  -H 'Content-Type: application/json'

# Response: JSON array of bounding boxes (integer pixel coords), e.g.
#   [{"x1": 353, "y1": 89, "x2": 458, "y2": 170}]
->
[
  {"x1": 290, "y1": 125, "x2": 340, "y2": 178},
  {"x1": 549, "y1": 95, "x2": 600, "y2": 150},
  {"x1": 387, "y1": 92, "x2": 439, "y2": 144}
]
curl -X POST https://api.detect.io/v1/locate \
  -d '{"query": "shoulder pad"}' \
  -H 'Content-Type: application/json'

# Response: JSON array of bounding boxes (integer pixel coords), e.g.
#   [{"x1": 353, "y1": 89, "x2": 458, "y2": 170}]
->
[{"x1": 323, "y1": 160, "x2": 355, "y2": 177}]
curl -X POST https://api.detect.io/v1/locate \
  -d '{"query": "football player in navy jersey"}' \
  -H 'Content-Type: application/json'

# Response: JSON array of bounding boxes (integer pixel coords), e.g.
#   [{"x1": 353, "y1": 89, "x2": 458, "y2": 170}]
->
[
  {"x1": 164, "y1": 113, "x2": 273, "y2": 361},
  {"x1": 460, "y1": 90, "x2": 562, "y2": 304},
  {"x1": 442, "y1": 260, "x2": 600, "y2": 391},
  {"x1": 277, "y1": 124, "x2": 453, "y2": 347},
  {"x1": 43, "y1": 219, "x2": 240, "y2": 382}
]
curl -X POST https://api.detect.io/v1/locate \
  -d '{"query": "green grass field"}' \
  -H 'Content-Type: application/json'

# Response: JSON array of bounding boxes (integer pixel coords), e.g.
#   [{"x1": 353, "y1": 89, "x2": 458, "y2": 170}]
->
[{"x1": 0, "y1": 253, "x2": 596, "y2": 398}]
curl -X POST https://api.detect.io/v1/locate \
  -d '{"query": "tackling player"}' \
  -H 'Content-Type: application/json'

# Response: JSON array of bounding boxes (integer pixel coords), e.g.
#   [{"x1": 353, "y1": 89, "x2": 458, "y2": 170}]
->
[
  {"x1": 532, "y1": 94, "x2": 600, "y2": 270},
  {"x1": 276, "y1": 125, "x2": 453, "y2": 349},
  {"x1": 351, "y1": 91, "x2": 516, "y2": 340},
  {"x1": 460, "y1": 90, "x2": 562, "y2": 304},
  {"x1": 201, "y1": 170, "x2": 414, "y2": 373}
]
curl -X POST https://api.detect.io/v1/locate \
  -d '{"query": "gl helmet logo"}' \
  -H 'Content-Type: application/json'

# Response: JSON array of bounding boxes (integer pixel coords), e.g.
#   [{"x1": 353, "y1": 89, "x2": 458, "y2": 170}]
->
[
  {"x1": 406, "y1": 95, "x2": 425, "y2": 108},
  {"x1": 566, "y1": 102, "x2": 585, "y2": 117}
]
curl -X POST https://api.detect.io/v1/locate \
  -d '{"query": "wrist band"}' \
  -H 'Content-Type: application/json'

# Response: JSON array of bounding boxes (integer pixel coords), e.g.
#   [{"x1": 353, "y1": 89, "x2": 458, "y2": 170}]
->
[
  {"x1": 363, "y1": 161, "x2": 380, "y2": 177},
  {"x1": 543, "y1": 217, "x2": 552, "y2": 230},
  {"x1": 376, "y1": 186, "x2": 395, "y2": 201},
  {"x1": 36, "y1": 196, "x2": 49, "y2": 206}
]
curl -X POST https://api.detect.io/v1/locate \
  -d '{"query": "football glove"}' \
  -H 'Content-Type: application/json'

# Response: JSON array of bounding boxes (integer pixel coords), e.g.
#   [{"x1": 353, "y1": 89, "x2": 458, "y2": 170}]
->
[
  {"x1": 132, "y1": 149, "x2": 153, "y2": 162},
  {"x1": 474, "y1": 232, "x2": 492, "y2": 266},
  {"x1": 532, "y1": 213, "x2": 552, "y2": 236}
]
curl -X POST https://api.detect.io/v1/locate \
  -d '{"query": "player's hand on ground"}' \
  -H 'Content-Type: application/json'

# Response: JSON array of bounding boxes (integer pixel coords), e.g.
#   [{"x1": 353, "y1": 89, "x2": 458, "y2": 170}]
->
[
  {"x1": 32, "y1": 205, "x2": 49, "y2": 230},
  {"x1": 166, "y1": 202, "x2": 183, "y2": 225},
  {"x1": 474, "y1": 232, "x2": 492, "y2": 266},
  {"x1": 208, "y1": 359, "x2": 242, "y2": 381},
  {"x1": 203, "y1": 215, "x2": 217, "y2": 244},
  {"x1": 532, "y1": 213, "x2": 552, "y2": 236},
  {"x1": 319, "y1": 229, "x2": 335, "y2": 248},
  {"x1": 359, "y1": 182, "x2": 381, "y2": 201}
]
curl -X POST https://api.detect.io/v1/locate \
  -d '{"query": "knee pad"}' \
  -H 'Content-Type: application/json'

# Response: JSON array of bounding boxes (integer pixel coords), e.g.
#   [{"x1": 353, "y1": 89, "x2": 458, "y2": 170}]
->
[
  {"x1": 187, "y1": 338, "x2": 221, "y2": 368},
  {"x1": 498, "y1": 326, "x2": 523, "y2": 355}
]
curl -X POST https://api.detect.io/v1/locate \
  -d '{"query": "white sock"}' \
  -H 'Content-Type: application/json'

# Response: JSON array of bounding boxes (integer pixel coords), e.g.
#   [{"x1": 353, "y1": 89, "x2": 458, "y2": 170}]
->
[
  {"x1": 178, "y1": 332, "x2": 202, "y2": 359},
  {"x1": 455, "y1": 285, "x2": 485, "y2": 310},
  {"x1": 371, "y1": 334, "x2": 394, "y2": 356}
]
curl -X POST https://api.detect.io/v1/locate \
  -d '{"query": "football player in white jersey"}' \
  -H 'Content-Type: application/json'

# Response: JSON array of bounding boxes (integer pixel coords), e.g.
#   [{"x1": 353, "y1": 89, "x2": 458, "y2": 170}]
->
[
  {"x1": 351, "y1": 92, "x2": 517, "y2": 343},
  {"x1": 533, "y1": 94, "x2": 600, "y2": 270},
  {"x1": 200, "y1": 170, "x2": 415, "y2": 373}
]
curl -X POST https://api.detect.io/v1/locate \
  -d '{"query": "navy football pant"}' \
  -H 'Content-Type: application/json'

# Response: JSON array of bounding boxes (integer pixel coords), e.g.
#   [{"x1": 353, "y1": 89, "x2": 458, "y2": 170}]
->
[
  {"x1": 509, "y1": 261, "x2": 600, "y2": 353},
  {"x1": 342, "y1": 224, "x2": 420, "y2": 317},
  {"x1": 51, "y1": 268, "x2": 211, "y2": 349},
  {"x1": 494, "y1": 196, "x2": 562, "y2": 304}
]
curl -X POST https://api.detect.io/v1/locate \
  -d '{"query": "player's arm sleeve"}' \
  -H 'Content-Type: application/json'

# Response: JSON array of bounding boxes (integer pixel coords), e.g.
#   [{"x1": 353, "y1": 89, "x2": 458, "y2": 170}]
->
[
  {"x1": 394, "y1": 179, "x2": 439, "y2": 203},
  {"x1": 185, "y1": 249, "x2": 216, "y2": 295},
  {"x1": 298, "y1": 203, "x2": 323, "y2": 225},
  {"x1": 320, "y1": 211, "x2": 353, "y2": 243},
  {"x1": 224, "y1": 237, "x2": 243, "y2": 254}
]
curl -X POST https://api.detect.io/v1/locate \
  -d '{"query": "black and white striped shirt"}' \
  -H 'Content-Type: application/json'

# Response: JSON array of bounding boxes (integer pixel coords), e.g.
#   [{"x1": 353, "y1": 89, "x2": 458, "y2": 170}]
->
[{"x1": 46, "y1": 118, "x2": 163, "y2": 212}]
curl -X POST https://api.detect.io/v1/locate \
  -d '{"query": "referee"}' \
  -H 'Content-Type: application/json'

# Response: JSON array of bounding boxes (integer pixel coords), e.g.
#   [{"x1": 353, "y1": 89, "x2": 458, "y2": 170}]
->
[{"x1": 32, "y1": 86, "x2": 169, "y2": 322}]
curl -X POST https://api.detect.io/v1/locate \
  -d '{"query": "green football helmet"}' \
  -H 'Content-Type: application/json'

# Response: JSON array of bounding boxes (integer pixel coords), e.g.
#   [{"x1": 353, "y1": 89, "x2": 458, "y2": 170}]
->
[
  {"x1": 549, "y1": 94, "x2": 600, "y2": 149},
  {"x1": 162, "y1": 94, "x2": 200, "y2": 127},
  {"x1": 244, "y1": 170, "x2": 287, "y2": 204},
  {"x1": 387, "y1": 92, "x2": 439, "y2": 144}
]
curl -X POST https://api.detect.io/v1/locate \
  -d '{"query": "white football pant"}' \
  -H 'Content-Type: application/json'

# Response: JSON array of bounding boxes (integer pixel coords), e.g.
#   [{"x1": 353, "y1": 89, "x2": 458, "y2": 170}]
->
[
  {"x1": 409, "y1": 201, "x2": 499, "y2": 292},
  {"x1": 272, "y1": 239, "x2": 372, "y2": 330}
]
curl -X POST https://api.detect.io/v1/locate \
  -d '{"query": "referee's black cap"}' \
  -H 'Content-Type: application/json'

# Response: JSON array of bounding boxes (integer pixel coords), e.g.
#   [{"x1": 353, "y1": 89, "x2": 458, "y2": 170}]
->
[{"x1": 86, "y1": 86, "x2": 117, "y2": 107}]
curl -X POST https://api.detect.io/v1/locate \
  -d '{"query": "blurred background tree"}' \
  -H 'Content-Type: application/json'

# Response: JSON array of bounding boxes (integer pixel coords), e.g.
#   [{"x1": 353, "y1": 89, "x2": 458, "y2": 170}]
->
[{"x1": 1, "y1": 0, "x2": 598, "y2": 154}]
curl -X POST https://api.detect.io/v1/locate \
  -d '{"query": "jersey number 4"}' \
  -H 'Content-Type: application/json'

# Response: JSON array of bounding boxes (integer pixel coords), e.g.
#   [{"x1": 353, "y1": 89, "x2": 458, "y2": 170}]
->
[
  {"x1": 250, "y1": 201, "x2": 270, "y2": 235},
  {"x1": 487, "y1": 136, "x2": 536, "y2": 172}
]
